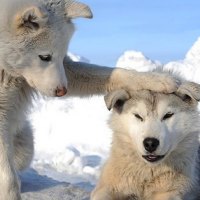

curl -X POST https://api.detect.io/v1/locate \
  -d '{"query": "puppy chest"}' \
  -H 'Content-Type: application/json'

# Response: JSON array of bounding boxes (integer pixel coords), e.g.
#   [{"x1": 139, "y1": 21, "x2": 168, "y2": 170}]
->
[{"x1": 113, "y1": 165, "x2": 183, "y2": 199}]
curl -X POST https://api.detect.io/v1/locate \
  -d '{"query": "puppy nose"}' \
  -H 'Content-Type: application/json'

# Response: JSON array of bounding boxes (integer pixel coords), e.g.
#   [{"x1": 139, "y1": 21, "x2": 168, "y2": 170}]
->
[
  {"x1": 143, "y1": 137, "x2": 159, "y2": 153},
  {"x1": 55, "y1": 86, "x2": 67, "y2": 97}
]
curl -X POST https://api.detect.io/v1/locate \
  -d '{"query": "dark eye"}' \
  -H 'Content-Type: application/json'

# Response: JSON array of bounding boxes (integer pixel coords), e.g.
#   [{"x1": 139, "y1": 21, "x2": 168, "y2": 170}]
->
[
  {"x1": 39, "y1": 55, "x2": 52, "y2": 62},
  {"x1": 134, "y1": 114, "x2": 143, "y2": 122},
  {"x1": 162, "y1": 112, "x2": 174, "y2": 121}
]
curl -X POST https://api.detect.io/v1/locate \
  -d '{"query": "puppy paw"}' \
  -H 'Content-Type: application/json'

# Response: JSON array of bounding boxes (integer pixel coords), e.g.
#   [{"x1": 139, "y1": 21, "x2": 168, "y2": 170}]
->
[{"x1": 145, "y1": 73, "x2": 178, "y2": 93}]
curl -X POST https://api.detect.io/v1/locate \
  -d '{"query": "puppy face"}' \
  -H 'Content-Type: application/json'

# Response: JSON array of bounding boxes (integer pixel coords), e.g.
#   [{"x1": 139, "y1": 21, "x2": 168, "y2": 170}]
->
[{"x1": 105, "y1": 83, "x2": 200, "y2": 164}]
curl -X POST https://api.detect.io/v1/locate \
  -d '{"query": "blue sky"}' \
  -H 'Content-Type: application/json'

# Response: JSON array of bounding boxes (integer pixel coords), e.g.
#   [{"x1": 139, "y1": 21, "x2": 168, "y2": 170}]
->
[{"x1": 68, "y1": 0, "x2": 200, "y2": 67}]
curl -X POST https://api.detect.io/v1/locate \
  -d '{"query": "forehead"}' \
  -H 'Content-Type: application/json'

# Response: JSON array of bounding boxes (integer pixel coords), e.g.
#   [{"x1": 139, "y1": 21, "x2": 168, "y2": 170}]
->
[
  {"x1": 123, "y1": 91, "x2": 187, "y2": 114},
  {"x1": 21, "y1": 7, "x2": 74, "y2": 50},
  {"x1": 23, "y1": 23, "x2": 70, "y2": 50}
]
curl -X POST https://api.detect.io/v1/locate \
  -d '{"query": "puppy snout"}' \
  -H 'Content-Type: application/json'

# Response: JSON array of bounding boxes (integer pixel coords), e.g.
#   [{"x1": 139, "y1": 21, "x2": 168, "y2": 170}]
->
[
  {"x1": 55, "y1": 86, "x2": 67, "y2": 97},
  {"x1": 143, "y1": 137, "x2": 159, "y2": 153}
]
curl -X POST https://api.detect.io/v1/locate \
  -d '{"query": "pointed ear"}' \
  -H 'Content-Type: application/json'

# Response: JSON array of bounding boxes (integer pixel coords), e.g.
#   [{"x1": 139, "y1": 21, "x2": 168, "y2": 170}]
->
[
  {"x1": 14, "y1": 6, "x2": 48, "y2": 31},
  {"x1": 176, "y1": 82, "x2": 200, "y2": 104},
  {"x1": 104, "y1": 90, "x2": 130, "y2": 112},
  {"x1": 65, "y1": 0, "x2": 93, "y2": 19}
]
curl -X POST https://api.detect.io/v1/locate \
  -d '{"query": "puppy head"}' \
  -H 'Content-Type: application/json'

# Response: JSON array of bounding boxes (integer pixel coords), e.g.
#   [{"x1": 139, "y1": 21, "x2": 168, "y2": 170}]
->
[
  {"x1": 1, "y1": 0, "x2": 92, "y2": 97},
  {"x1": 105, "y1": 83, "x2": 200, "y2": 165}
]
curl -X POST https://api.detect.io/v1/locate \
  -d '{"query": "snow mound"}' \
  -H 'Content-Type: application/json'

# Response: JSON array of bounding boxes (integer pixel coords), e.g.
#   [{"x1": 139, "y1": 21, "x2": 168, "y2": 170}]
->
[
  {"x1": 185, "y1": 37, "x2": 200, "y2": 63},
  {"x1": 115, "y1": 39, "x2": 200, "y2": 83},
  {"x1": 31, "y1": 96, "x2": 111, "y2": 186},
  {"x1": 68, "y1": 52, "x2": 90, "y2": 63},
  {"x1": 164, "y1": 37, "x2": 200, "y2": 83},
  {"x1": 116, "y1": 50, "x2": 161, "y2": 72}
]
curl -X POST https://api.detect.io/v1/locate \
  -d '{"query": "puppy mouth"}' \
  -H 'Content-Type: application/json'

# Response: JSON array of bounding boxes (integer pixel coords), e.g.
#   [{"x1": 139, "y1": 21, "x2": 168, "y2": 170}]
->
[{"x1": 142, "y1": 154, "x2": 165, "y2": 163}]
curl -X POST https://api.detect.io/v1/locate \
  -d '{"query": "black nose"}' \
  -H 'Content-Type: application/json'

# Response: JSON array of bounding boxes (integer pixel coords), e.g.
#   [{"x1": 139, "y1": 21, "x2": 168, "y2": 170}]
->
[{"x1": 143, "y1": 137, "x2": 159, "y2": 153}]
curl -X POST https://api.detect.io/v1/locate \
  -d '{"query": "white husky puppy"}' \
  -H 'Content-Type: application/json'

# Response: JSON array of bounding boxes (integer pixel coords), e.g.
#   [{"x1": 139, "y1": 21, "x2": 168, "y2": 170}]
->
[
  {"x1": 91, "y1": 80, "x2": 200, "y2": 200},
  {"x1": 0, "y1": 0, "x2": 177, "y2": 199}
]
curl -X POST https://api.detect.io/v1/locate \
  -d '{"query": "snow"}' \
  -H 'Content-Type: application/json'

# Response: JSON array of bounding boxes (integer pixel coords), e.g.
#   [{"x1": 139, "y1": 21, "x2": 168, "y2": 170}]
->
[
  {"x1": 30, "y1": 96, "x2": 111, "y2": 186},
  {"x1": 116, "y1": 50, "x2": 161, "y2": 72},
  {"x1": 67, "y1": 52, "x2": 90, "y2": 63},
  {"x1": 22, "y1": 37, "x2": 200, "y2": 197},
  {"x1": 164, "y1": 37, "x2": 200, "y2": 83}
]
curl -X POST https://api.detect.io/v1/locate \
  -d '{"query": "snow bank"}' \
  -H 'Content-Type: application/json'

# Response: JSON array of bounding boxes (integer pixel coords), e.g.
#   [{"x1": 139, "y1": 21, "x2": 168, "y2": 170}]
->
[
  {"x1": 116, "y1": 50, "x2": 161, "y2": 72},
  {"x1": 164, "y1": 37, "x2": 200, "y2": 83},
  {"x1": 116, "y1": 38, "x2": 200, "y2": 82},
  {"x1": 30, "y1": 96, "x2": 111, "y2": 186}
]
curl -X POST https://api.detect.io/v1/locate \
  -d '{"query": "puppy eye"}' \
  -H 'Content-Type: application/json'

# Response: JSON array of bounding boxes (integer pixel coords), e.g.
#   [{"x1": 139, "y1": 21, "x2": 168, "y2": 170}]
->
[
  {"x1": 134, "y1": 114, "x2": 143, "y2": 122},
  {"x1": 162, "y1": 112, "x2": 174, "y2": 121},
  {"x1": 39, "y1": 55, "x2": 52, "y2": 62}
]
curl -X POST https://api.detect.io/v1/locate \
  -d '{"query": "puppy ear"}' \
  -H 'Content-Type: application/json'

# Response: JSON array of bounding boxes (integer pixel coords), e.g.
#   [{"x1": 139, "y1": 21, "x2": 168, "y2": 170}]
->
[
  {"x1": 65, "y1": 0, "x2": 93, "y2": 19},
  {"x1": 14, "y1": 6, "x2": 48, "y2": 31},
  {"x1": 176, "y1": 82, "x2": 200, "y2": 103},
  {"x1": 104, "y1": 90, "x2": 130, "y2": 112}
]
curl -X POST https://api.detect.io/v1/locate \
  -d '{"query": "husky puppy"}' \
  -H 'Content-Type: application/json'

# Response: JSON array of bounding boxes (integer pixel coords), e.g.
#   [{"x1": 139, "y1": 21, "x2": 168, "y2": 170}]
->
[
  {"x1": 0, "y1": 0, "x2": 177, "y2": 199},
  {"x1": 91, "y1": 81, "x2": 200, "y2": 200}
]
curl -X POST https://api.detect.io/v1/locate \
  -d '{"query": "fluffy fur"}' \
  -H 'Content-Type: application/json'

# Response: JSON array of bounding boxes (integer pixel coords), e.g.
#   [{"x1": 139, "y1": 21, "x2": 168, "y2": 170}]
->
[
  {"x1": 91, "y1": 78, "x2": 200, "y2": 200},
  {"x1": 0, "y1": 0, "x2": 178, "y2": 199}
]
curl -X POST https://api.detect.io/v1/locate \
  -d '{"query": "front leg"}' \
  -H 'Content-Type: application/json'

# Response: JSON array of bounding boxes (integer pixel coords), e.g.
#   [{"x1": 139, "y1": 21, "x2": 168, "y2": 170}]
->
[
  {"x1": 64, "y1": 56, "x2": 177, "y2": 97},
  {"x1": 91, "y1": 186, "x2": 137, "y2": 200},
  {"x1": 91, "y1": 186, "x2": 113, "y2": 200},
  {"x1": 0, "y1": 131, "x2": 21, "y2": 200}
]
